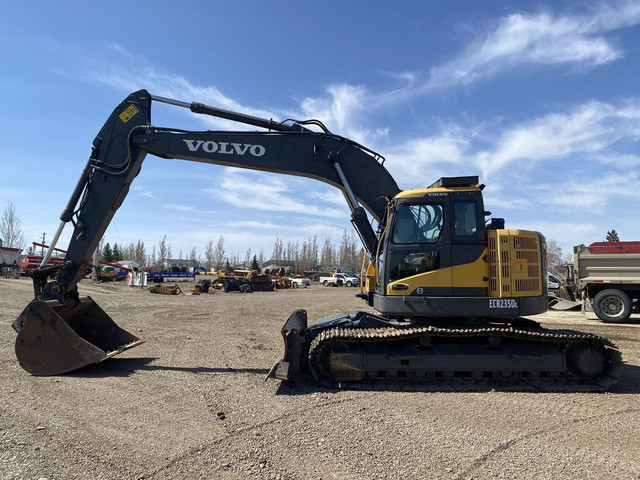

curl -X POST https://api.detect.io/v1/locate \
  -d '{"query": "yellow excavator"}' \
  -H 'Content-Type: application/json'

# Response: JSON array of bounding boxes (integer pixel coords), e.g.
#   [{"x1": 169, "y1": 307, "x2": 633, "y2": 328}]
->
[{"x1": 12, "y1": 90, "x2": 623, "y2": 391}]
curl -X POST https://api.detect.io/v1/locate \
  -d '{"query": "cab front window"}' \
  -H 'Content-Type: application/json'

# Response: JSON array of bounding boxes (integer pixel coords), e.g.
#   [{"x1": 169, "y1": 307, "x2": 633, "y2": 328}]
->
[
  {"x1": 388, "y1": 203, "x2": 444, "y2": 281},
  {"x1": 392, "y1": 204, "x2": 444, "y2": 244}
]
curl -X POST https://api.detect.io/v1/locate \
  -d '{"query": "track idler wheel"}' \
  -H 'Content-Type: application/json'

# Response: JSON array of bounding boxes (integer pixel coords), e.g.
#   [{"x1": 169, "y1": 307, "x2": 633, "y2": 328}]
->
[{"x1": 565, "y1": 341, "x2": 607, "y2": 378}]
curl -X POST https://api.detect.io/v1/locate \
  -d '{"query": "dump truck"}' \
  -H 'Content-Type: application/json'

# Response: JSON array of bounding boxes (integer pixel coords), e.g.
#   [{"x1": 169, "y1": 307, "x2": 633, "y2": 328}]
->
[
  {"x1": 11, "y1": 90, "x2": 623, "y2": 391},
  {"x1": 555, "y1": 242, "x2": 640, "y2": 323}
]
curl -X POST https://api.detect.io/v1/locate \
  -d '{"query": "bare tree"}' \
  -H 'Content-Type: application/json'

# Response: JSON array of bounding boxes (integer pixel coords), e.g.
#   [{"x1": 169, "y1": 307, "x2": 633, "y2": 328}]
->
[
  {"x1": 320, "y1": 237, "x2": 334, "y2": 268},
  {"x1": 308, "y1": 235, "x2": 318, "y2": 270},
  {"x1": 0, "y1": 202, "x2": 24, "y2": 249},
  {"x1": 204, "y1": 238, "x2": 215, "y2": 271},
  {"x1": 546, "y1": 238, "x2": 566, "y2": 277},
  {"x1": 338, "y1": 230, "x2": 360, "y2": 271},
  {"x1": 189, "y1": 246, "x2": 199, "y2": 267},
  {"x1": 213, "y1": 235, "x2": 225, "y2": 271},
  {"x1": 134, "y1": 239, "x2": 146, "y2": 266},
  {"x1": 272, "y1": 237, "x2": 284, "y2": 263},
  {"x1": 285, "y1": 241, "x2": 299, "y2": 271},
  {"x1": 157, "y1": 235, "x2": 168, "y2": 270},
  {"x1": 227, "y1": 251, "x2": 240, "y2": 268},
  {"x1": 148, "y1": 245, "x2": 157, "y2": 269}
]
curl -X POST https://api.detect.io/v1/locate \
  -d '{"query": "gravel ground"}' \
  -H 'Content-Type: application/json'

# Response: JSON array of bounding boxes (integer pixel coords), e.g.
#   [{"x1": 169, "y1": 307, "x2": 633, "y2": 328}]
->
[{"x1": 1, "y1": 277, "x2": 639, "y2": 480}]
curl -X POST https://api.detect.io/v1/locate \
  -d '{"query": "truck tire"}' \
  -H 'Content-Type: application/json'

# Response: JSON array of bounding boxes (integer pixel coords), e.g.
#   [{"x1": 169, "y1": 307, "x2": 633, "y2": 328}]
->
[
  {"x1": 323, "y1": 280, "x2": 329, "y2": 287},
  {"x1": 593, "y1": 289, "x2": 632, "y2": 322},
  {"x1": 346, "y1": 280, "x2": 353, "y2": 287},
  {"x1": 292, "y1": 282, "x2": 298, "y2": 288}
]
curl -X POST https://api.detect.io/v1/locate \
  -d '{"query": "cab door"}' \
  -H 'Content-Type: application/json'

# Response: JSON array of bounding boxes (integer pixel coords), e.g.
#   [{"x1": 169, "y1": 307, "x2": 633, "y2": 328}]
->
[
  {"x1": 450, "y1": 193, "x2": 488, "y2": 296},
  {"x1": 383, "y1": 197, "x2": 453, "y2": 296}
]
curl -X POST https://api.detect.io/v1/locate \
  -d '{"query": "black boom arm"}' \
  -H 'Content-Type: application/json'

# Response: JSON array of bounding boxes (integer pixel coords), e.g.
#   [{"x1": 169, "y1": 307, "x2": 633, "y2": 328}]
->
[{"x1": 47, "y1": 89, "x2": 400, "y2": 298}]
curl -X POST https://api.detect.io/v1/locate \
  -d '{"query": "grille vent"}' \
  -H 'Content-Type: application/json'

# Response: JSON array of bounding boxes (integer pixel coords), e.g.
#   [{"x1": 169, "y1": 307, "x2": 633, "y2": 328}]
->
[{"x1": 488, "y1": 230, "x2": 542, "y2": 297}]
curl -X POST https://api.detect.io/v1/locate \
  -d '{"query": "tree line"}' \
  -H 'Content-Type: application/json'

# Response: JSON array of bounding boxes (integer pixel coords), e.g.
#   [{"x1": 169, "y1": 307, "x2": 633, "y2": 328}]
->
[
  {"x1": 0, "y1": 202, "x2": 627, "y2": 276},
  {"x1": 96, "y1": 230, "x2": 364, "y2": 273}
]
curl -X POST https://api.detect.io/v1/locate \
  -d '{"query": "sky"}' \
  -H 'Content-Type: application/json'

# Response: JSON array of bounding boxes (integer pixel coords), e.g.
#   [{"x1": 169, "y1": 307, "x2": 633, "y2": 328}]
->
[{"x1": 1, "y1": 1, "x2": 639, "y2": 264}]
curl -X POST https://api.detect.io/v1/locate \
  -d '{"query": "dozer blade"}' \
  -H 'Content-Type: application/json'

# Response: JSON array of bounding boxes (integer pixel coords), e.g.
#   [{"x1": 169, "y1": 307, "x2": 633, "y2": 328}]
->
[
  {"x1": 549, "y1": 285, "x2": 581, "y2": 311},
  {"x1": 13, "y1": 297, "x2": 144, "y2": 376},
  {"x1": 550, "y1": 298, "x2": 582, "y2": 311},
  {"x1": 267, "y1": 309, "x2": 308, "y2": 381}
]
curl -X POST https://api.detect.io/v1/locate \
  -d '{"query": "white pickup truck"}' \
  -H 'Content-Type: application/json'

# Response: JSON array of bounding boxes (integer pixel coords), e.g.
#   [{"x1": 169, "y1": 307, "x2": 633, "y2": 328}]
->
[
  {"x1": 289, "y1": 276, "x2": 311, "y2": 288},
  {"x1": 319, "y1": 272, "x2": 360, "y2": 287}
]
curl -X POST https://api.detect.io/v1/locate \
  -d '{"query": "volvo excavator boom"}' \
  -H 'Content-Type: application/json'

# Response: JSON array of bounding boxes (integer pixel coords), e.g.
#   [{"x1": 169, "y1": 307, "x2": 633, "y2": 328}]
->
[
  {"x1": 12, "y1": 90, "x2": 623, "y2": 391},
  {"x1": 30, "y1": 90, "x2": 398, "y2": 300}
]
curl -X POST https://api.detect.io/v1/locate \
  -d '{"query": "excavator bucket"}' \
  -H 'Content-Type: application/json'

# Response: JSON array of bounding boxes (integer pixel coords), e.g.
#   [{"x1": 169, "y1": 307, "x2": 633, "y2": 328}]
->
[{"x1": 12, "y1": 296, "x2": 144, "y2": 376}]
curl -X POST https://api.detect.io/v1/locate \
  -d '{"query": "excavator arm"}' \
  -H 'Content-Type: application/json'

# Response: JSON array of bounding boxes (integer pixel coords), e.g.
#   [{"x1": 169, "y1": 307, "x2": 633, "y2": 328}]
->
[{"x1": 48, "y1": 90, "x2": 399, "y2": 298}]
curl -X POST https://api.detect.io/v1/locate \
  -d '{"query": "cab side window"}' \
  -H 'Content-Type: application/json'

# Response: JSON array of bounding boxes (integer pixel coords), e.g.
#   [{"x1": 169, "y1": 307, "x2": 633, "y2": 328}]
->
[{"x1": 453, "y1": 200, "x2": 479, "y2": 240}]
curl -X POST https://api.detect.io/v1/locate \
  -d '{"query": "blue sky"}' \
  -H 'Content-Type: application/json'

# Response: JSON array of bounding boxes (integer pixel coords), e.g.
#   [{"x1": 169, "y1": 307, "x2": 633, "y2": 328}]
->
[{"x1": 1, "y1": 1, "x2": 639, "y2": 263}]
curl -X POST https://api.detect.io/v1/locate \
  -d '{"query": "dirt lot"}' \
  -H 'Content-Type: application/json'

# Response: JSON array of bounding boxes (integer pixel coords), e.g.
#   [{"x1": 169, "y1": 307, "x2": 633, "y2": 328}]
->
[{"x1": 1, "y1": 277, "x2": 639, "y2": 480}]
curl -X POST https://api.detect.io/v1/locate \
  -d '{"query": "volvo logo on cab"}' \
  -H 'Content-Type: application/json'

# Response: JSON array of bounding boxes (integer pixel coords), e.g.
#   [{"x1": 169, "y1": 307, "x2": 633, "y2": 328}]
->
[{"x1": 183, "y1": 139, "x2": 266, "y2": 157}]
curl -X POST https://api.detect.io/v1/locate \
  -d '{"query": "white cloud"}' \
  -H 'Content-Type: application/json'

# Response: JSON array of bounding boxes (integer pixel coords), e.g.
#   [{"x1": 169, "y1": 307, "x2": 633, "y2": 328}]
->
[
  {"x1": 479, "y1": 98, "x2": 640, "y2": 177},
  {"x1": 533, "y1": 171, "x2": 640, "y2": 214},
  {"x1": 162, "y1": 203, "x2": 195, "y2": 212},
  {"x1": 300, "y1": 83, "x2": 372, "y2": 142},
  {"x1": 426, "y1": 3, "x2": 640, "y2": 90},
  {"x1": 384, "y1": 126, "x2": 471, "y2": 187},
  {"x1": 206, "y1": 169, "x2": 347, "y2": 218},
  {"x1": 133, "y1": 185, "x2": 158, "y2": 200}
]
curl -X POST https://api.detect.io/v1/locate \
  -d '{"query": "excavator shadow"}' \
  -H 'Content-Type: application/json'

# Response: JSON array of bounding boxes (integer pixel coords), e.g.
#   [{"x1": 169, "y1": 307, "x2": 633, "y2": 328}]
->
[
  {"x1": 274, "y1": 363, "x2": 640, "y2": 396},
  {"x1": 67, "y1": 358, "x2": 640, "y2": 394},
  {"x1": 68, "y1": 357, "x2": 271, "y2": 378}
]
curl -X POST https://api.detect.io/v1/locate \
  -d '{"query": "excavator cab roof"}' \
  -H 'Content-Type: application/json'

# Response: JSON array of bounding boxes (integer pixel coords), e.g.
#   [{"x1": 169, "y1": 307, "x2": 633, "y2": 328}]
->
[
  {"x1": 395, "y1": 176, "x2": 484, "y2": 199},
  {"x1": 427, "y1": 176, "x2": 479, "y2": 189}
]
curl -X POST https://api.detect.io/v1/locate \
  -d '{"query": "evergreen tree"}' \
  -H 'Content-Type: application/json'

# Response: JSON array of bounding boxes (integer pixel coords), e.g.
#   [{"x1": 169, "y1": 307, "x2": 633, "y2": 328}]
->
[
  {"x1": 251, "y1": 255, "x2": 260, "y2": 272},
  {"x1": 606, "y1": 230, "x2": 620, "y2": 242},
  {"x1": 103, "y1": 242, "x2": 114, "y2": 262},
  {"x1": 112, "y1": 243, "x2": 122, "y2": 261}
]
